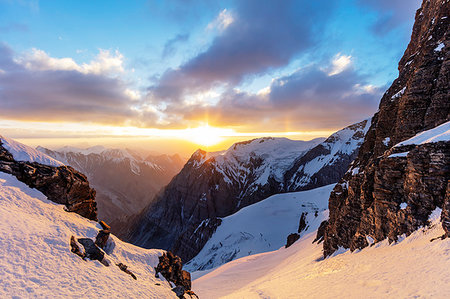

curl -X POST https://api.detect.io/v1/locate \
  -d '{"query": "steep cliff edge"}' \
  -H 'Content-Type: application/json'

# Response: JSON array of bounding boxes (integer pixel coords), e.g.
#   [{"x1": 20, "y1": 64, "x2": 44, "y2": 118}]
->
[{"x1": 323, "y1": 0, "x2": 449, "y2": 257}]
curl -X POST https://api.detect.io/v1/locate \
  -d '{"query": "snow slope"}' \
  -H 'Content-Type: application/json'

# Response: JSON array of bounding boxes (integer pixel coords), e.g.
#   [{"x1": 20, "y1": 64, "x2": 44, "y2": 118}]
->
[
  {"x1": 0, "y1": 172, "x2": 177, "y2": 298},
  {"x1": 395, "y1": 120, "x2": 450, "y2": 147},
  {"x1": 0, "y1": 135, "x2": 63, "y2": 167},
  {"x1": 194, "y1": 210, "x2": 450, "y2": 298},
  {"x1": 186, "y1": 185, "x2": 334, "y2": 272}
]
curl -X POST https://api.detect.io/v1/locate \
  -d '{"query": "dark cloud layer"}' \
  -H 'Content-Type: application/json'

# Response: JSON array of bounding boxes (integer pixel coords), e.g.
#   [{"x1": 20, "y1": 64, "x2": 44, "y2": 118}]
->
[
  {"x1": 150, "y1": 0, "x2": 335, "y2": 102},
  {"x1": 164, "y1": 64, "x2": 382, "y2": 131},
  {"x1": 0, "y1": 44, "x2": 144, "y2": 125}
]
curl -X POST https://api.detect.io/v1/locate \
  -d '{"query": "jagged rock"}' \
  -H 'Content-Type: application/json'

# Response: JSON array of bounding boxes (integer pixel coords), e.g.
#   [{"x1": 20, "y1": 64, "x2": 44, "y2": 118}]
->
[
  {"x1": 323, "y1": 0, "x2": 450, "y2": 257},
  {"x1": 70, "y1": 236, "x2": 85, "y2": 259},
  {"x1": 298, "y1": 212, "x2": 308, "y2": 233},
  {"x1": 285, "y1": 233, "x2": 300, "y2": 248},
  {"x1": 155, "y1": 251, "x2": 192, "y2": 295},
  {"x1": 313, "y1": 220, "x2": 328, "y2": 244},
  {"x1": 77, "y1": 238, "x2": 105, "y2": 263},
  {"x1": 95, "y1": 229, "x2": 110, "y2": 249},
  {"x1": 0, "y1": 141, "x2": 97, "y2": 220},
  {"x1": 116, "y1": 263, "x2": 137, "y2": 280}
]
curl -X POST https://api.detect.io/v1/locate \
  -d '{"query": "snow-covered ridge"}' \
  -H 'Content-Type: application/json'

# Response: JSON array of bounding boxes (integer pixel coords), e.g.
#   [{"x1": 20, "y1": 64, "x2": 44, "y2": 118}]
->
[
  {"x1": 189, "y1": 137, "x2": 324, "y2": 187},
  {"x1": 38, "y1": 145, "x2": 161, "y2": 175},
  {"x1": 186, "y1": 184, "x2": 334, "y2": 272},
  {"x1": 0, "y1": 172, "x2": 177, "y2": 298},
  {"x1": 0, "y1": 135, "x2": 64, "y2": 167},
  {"x1": 394, "y1": 120, "x2": 450, "y2": 147}
]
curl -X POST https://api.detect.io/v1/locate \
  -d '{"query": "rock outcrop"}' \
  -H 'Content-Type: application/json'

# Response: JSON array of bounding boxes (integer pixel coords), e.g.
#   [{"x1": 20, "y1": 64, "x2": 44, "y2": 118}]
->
[
  {"x1": 323, "y1": 0, "x2": 449, "y2": 257},
  {"x1": 129, "y1": 122, "x2": 369, "y2": 262},
  {"x1": 155, "y1": 251, "x2": 195, "y2": 298},
  {"x1": 0, "y1": 140, "x2": 97, "y2": 220},
  {"x1": 285, "y1": 233, "x2": 300, "y2": 248}
]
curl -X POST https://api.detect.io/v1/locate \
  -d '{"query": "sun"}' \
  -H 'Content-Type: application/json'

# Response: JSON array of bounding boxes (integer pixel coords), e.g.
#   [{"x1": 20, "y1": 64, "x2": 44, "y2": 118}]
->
[{"x1": 184, "y1": 125, "x2": 234, "y2": 147}]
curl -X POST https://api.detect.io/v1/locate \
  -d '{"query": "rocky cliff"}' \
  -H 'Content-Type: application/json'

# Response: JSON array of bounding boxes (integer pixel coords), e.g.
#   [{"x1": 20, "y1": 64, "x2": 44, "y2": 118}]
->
[
  {"x1": 0, "y1": 138, "x2": 97, "y2": 220},
  {"x1": 323, "y1": 0, "x2": 449, "y2": 257},
  {"x1": 129, "y1": 121, "x2": 369, "y2": 262}
]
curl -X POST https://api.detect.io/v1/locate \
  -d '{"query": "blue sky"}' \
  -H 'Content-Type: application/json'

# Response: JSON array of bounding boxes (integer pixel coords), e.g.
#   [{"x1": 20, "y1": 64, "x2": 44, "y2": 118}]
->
[{"x1": 0, "y1": 0, "x2": 421, "y2": 141}]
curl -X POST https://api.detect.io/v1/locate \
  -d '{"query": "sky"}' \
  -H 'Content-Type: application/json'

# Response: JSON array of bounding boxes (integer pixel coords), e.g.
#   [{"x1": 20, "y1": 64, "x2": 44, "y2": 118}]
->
[{"x1": 0, "y1": 0, "x2": 421, "y2": 156}]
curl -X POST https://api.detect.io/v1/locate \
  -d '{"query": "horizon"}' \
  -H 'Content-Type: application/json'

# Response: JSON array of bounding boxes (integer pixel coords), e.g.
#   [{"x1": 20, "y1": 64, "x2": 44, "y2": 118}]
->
[{"x1": 0, "y1": 0, "x2": 421, "y2": 154}]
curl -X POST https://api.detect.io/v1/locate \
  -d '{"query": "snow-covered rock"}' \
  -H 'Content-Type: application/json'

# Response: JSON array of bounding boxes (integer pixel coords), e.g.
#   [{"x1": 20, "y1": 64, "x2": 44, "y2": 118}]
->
[{"x1": 1, "y1": 135, "x2": 63, "y2": 167}]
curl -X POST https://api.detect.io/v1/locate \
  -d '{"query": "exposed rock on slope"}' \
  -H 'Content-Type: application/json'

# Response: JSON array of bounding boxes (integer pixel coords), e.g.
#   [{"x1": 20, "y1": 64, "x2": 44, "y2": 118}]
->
[
  {"x1": 38, "y1": 146, "x2": 184, "y2": 230},
  {"x1": 0, "y1": 136, "x2": 97, "y2": 220},
  {"x1": 129, "y1": 123, "x2": 368, "y2": 262},
  {"x1": 323, "y1": 0, "x2": 450, "y2": 257}
]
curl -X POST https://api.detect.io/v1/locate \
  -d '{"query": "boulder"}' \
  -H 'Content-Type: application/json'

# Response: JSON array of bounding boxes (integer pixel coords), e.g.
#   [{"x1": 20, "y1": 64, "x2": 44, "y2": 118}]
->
[
  {"x1": 285, "y1": 233, "x2": 300, "y2": 248},
  {"x1": 77, "y1": 238, "x2": 105, "y2": 263},
  {"x1": 155, "y1": 251, "x2": 193, "y2": 297}
]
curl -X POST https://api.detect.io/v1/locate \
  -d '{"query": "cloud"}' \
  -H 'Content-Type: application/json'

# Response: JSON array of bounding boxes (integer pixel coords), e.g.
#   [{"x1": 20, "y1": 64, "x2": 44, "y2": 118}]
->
[
  {"x1": 149, "y1": 0, "x2": 335, "y2": 103},
  {"x1": 0, "y1": 44, "x2": 150, "y2": 125},
  {"x1": 206, "y1": 9, "x2": 234, "y2": 31},
  {"x1": 16, "y1": 48, "x2": 125, "y2": 75},
  {"x1": 162, "y1": 33, "x2": 190, "y2": 58},
  {"x1": 162, "y1": 56, "x2": 383, "y2": 131},
  {"x1": 327, "y1": 54, "x2": 352, "y2": 76}
]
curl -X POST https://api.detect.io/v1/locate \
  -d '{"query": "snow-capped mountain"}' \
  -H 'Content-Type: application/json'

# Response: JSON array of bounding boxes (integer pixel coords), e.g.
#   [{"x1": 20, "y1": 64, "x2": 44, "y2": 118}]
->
[
  {"x1": 38, "y1": 146, "x2": 185, "y2": 233},
  {"x1": 284, "y1": 119, "x2": 370, "y2": 191},
  {"x1": 128, "y1": 120, "x2": 369, "y2": 263}
]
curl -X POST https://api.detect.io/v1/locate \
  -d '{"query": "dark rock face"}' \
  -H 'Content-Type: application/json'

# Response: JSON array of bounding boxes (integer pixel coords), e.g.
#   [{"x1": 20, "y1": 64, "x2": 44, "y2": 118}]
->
[
  {"x1": 155, "y1": 251, "x2": 194, "y2": 298},
  {"x1": 323, "y1": 0, "x2": 450, "y2": 257},
  {"x1": 285, "y1": 233, "x2": 300, "y2": 248},
  {"x1": 129, "y1": 124, "x2": 368, "y2": 262},
  {"x1": 0, "y1": 141, "x2": 97, "y2": 220}
]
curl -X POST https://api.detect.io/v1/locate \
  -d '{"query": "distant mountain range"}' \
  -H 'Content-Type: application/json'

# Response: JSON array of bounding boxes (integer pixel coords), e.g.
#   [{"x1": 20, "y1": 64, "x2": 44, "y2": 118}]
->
[{"x1": 38, "y1": 146, "x2": 185, "y2": 233}]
